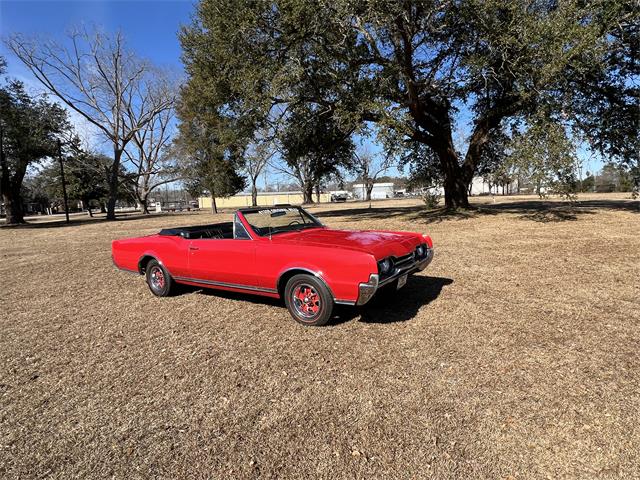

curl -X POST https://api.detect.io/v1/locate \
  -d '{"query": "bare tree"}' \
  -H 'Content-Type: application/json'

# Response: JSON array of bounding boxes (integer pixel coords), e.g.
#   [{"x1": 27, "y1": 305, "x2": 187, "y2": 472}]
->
[
  {"x1": 270, "y1": 154, "x2": 315, "y2": 203},
  {"x1": 243, "y1": 138, "x2": 274, "y2": 207},
  {"x1": 8, "y1": 28, "x2": 172, "y2": 219},
  {"x1": 352, "y1": 148, "x2": 393, "y2": 204},
  {"x1": 123, "y1": 73, "x2": 179, "y2": 213}
]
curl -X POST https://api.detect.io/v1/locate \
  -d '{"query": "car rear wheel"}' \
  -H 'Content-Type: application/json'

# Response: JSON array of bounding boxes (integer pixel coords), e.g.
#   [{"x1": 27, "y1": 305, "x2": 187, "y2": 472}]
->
[
  {"x1": 284, "y1": 274, "x2": 333, "y2": 326},
  {"x1": 145, "y1": 259, "x2": 175, "y2": 297}
]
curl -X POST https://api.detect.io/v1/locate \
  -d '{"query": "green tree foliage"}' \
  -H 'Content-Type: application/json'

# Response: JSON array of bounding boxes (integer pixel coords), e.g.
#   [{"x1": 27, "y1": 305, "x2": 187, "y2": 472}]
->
[
  {"x1": 580, "y1": 172, "x2": 595, "y2": 193},
  {"x1": 0, "y1": 75, "x2": 71, "y2": 224},
  {"x1": 280, "y1": 105, "x2": 355, "y2": 203},
  {"x1": 182, "y1": 154, "x2": 246, "y2": 214},
  {"x1": 175, "y1": 44, "x2": 250, "y2": 213},
  {"x1": 181, "y1": 0, "x2": 629, "y2": 209},
  {"x1": 568, "y1": 1, "x2": 638, "y2": 165},
  {"x1": 64, "y1": 152, "x2": 111, "y2": 214},
  {"x1": 399, "y1": 143, "x2": 443, "y2": 191},
  {"x1": 597, "y1": 163, "x2": 636, "y2": 193},
  {"x1": 506, "y1": 118, "x2": 578, "y2": 199},
  {"x1": 174, "y1": 105, "x2": 246, "y2": 213},
  {"x1": 25, "y1": 150, "x2": 132, "y2": 216}
]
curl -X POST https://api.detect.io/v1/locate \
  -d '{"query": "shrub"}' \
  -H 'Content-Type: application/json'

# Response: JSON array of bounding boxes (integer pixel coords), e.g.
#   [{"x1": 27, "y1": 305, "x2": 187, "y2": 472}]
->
[{"x1": 422, "y1": 191, "x2": 441, "y2": 209}]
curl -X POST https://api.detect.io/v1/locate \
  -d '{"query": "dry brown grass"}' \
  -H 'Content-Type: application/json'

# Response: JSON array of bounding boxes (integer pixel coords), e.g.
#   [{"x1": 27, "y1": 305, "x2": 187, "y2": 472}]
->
[{"x1": 1, "y1": 194, "x2": 639, "y2": 479}]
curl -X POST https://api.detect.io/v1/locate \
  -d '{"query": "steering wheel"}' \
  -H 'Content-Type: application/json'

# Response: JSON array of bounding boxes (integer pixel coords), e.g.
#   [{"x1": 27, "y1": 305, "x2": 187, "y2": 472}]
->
[{"x1": 288, "y1": 220, "x2": 302, "y2": 226}]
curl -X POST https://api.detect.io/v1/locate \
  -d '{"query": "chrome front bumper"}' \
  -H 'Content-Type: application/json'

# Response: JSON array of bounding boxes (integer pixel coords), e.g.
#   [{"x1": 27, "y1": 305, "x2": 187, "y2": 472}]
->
[{"x1": 356, "y1": 247, "x2": 434, "y2": 305}]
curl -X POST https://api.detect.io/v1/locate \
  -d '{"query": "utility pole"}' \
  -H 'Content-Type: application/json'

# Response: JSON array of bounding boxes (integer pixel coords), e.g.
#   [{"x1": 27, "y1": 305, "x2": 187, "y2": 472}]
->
[{"x1": 58, "y1": 140, "x2": 70, "y2": 223}]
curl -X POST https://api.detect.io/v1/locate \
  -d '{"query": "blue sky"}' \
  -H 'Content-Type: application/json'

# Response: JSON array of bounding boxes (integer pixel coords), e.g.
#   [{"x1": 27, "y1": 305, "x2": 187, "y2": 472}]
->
[
  {"x1": 1, "y1": 0, "x2": 603, "y2": 186},
  {"x1": 0, "y1": 1, "x2": 192, "y2": 69}
]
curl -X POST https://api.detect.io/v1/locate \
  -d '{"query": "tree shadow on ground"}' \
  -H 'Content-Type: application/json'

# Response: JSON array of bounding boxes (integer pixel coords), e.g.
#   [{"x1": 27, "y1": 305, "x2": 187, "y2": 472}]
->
[
  {"x1": 0, "y1": 211, "x2": 206, "y2": 229},
  {"x1": 315, "y1": 199, "x2": 638, "y2": 225},
  {"x1": 332, "y1": 275, "x2": 453, "y2": 325},
  {"x1": 181, "y1": 275, "x2": 453, "y2": 326}
]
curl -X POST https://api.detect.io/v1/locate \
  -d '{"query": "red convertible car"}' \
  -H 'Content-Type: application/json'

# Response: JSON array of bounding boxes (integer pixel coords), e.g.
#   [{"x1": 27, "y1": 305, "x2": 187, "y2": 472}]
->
[{"x1": 112, "y1": 205, "x2": 433, "y2": 326}]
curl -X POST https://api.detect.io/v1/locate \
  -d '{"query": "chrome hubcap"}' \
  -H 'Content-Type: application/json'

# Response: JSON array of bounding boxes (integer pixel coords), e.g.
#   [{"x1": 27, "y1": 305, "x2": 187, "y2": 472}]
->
[
  {"x1": 150, "y1": 266, "x2": 165, "y2": 290},
  {"x1": 292, "y1": 284, "x2": 321, "y2": 318}
]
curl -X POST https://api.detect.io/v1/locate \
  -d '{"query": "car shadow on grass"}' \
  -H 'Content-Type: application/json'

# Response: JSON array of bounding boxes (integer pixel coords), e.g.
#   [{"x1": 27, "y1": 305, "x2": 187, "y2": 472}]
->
[
  {"x1": 185, "y1": 285, "x2": 284, "y2": 308},
  {"x1": 332, "y1": 275, "x2": 453, "y2": 325},
  {"x1": 182, "y1": 275, "x2": 453, "y2": 326}
]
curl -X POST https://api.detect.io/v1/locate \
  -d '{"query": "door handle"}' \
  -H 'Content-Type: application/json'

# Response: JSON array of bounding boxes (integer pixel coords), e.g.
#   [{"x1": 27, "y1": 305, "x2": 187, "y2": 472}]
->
[{"x1": 189, "y1": 245, "x2": 199, "y2": 251}]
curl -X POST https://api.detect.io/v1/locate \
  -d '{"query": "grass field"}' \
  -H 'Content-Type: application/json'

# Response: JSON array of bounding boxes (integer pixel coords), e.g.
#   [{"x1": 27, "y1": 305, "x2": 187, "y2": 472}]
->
[{"x1": 1, "y1": 194, "x2": 639, "y2": 479}]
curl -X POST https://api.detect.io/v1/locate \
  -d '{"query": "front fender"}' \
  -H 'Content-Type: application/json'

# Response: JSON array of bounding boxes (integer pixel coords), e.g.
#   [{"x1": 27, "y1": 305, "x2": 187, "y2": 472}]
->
[{"x1": 273, "y1": 251, "x2": 376, "y2": 304}]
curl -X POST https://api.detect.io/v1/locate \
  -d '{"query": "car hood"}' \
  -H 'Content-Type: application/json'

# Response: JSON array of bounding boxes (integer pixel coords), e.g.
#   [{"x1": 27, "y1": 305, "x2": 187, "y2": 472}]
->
[{"x1": 272, "y1": 227, "x2": 422, "y2": 259}]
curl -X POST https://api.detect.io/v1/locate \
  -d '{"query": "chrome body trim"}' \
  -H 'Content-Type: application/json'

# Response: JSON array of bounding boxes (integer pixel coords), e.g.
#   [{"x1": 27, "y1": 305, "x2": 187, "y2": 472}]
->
[
  {"x1": 334, "y1": 299, "x2": 356, "y2": 306},
  {"x1": 115, "y1": 265, "x2": 139, "y2": 275},
  {"x1": 277, "y1": 267, "x2": 348, "y2": 305},
  {"x1": 137, "y1": 254, "x2": 172, "y2": 275},
  {"x1": 174, "y1": 276, "x2": 278, "y2": 294},
  {"x1": 357, "y1": 247, "x2": 434, "y2": 304},
  {"x1": 356, "y1": 274, "x2": 379, "y2": 306},
  {"x1": 378, "y1": 247, "x2": 433, "y2": 286},
  {"x1": 233, "y1": 212, "x2": 254, "y2": 240},
  {"x1": 416, "y1": 247, "x2": 434, "y2": 271}
]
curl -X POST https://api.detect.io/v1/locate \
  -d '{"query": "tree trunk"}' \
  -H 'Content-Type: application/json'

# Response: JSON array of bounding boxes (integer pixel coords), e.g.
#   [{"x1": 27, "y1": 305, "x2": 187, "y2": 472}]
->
[
  {"x1": 443, "y1": 176, "x2": 471, "y2": 209},
  {"x1": 1, "y1": 131, "x2": 26, "y2": 225},
  {"x1": 210, "y1": 183, "x2": 218, "y2": 214},
  {"x1": 106, "y1": 148, "x2": 122, "y2": 220},
  {"x1": 365, "y1": 184, "x2": 373, "y2": 202},
  {"x1": 315, "y1": 184, "x2": 320, "y2": 203},
  {"x1": 303, "y1": 182, "x2": 314, "y2": 204},
  {"x1": 139, "y1": 194, "x2": 150, "y2": 214},
  {"x1": 251, "y1": 180, "x2": 258, "y2": 207},
  {"x1": 438, "y1": 146, "x2": 471, "y2": 209},
  {"x1": 2, "y1": 188, "x2": 25, "y2": 224}
]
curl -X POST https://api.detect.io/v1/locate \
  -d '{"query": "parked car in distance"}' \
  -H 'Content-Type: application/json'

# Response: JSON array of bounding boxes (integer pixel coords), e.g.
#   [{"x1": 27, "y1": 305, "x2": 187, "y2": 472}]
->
[
  {"x1": 331, "y1": 192, "x2": 348, "y2": 202},
  {"x1": 112, "y1": 205, "x2": 434, "y2": 326}
]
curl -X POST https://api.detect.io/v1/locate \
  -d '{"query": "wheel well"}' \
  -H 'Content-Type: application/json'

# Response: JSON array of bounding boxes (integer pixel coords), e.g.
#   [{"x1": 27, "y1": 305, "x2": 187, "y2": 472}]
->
[
  {"x1": 138, "y1": 255, "x2": 156, "y2": 275},
  {"x1": 277, "y1": 269, "x2": 333, "y2": 299}
]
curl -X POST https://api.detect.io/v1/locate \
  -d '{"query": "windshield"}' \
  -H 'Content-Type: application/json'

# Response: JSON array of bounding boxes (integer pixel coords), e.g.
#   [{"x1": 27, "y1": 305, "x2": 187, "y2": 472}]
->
[{"x1": 241, "y1": 206, "x2": 323, "y2": 236}]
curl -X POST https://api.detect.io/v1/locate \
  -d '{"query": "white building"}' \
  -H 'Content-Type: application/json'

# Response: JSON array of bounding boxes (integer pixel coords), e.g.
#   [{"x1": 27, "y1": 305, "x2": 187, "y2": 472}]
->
[
  {"x1": 469, "y1": 177, "x2": 519, "y2": 195},
  {"x1": 352, "y1": 182, "x2": 395, "y2": 200}
]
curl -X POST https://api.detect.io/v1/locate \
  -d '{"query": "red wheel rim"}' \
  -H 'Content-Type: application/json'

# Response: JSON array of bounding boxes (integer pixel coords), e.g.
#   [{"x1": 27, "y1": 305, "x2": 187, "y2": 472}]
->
[
  {"x1": 150, "y1": 266, "x2": 165, "y2": 290},
  {"x1": 292, "y1": 284, "x2": 321, "y2": 319}
]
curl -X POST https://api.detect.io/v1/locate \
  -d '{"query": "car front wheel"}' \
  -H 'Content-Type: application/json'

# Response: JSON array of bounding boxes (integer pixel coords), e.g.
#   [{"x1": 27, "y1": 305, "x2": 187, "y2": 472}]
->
[
  {"x1": 284, "y1": 274, "x2": 333, "y2": 326},
  {"x1": 145, "y1": 259, "x2": 175, "y2": 297}
]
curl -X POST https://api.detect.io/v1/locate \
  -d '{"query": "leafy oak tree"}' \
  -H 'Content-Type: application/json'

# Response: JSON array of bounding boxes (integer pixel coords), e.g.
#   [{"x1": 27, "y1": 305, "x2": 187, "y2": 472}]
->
[
  {"x1": 279, "y1": 105, "x2": 355, "y2": 203},
  {"x1": 180, "y1": 0, "x2": 632, "y2": 208},
  {"x1": 0, "y1": 75, "x2": 71, "y2": 224},
  {"x1": 174, "y1": 107, "x2": 246, "y2": 213},
  {"x1": 506, "y1": 117, "x2": 579, "y2": 198},
  {"x1": 566, "y1": 2, "x2": 639, "y2": 194},
  {"x1": 28, "y1": 150, "x2": 132, "y2": 216}
]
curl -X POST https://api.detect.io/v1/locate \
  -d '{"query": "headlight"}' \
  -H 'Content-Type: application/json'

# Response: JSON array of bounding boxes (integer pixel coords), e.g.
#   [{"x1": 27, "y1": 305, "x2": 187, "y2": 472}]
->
[
  {"x1": 378, "y1": 258, "x2": 393, "y2": 275},
  {"x1": 416, "y1": 244, "x2": 425, "y2": 257}
]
